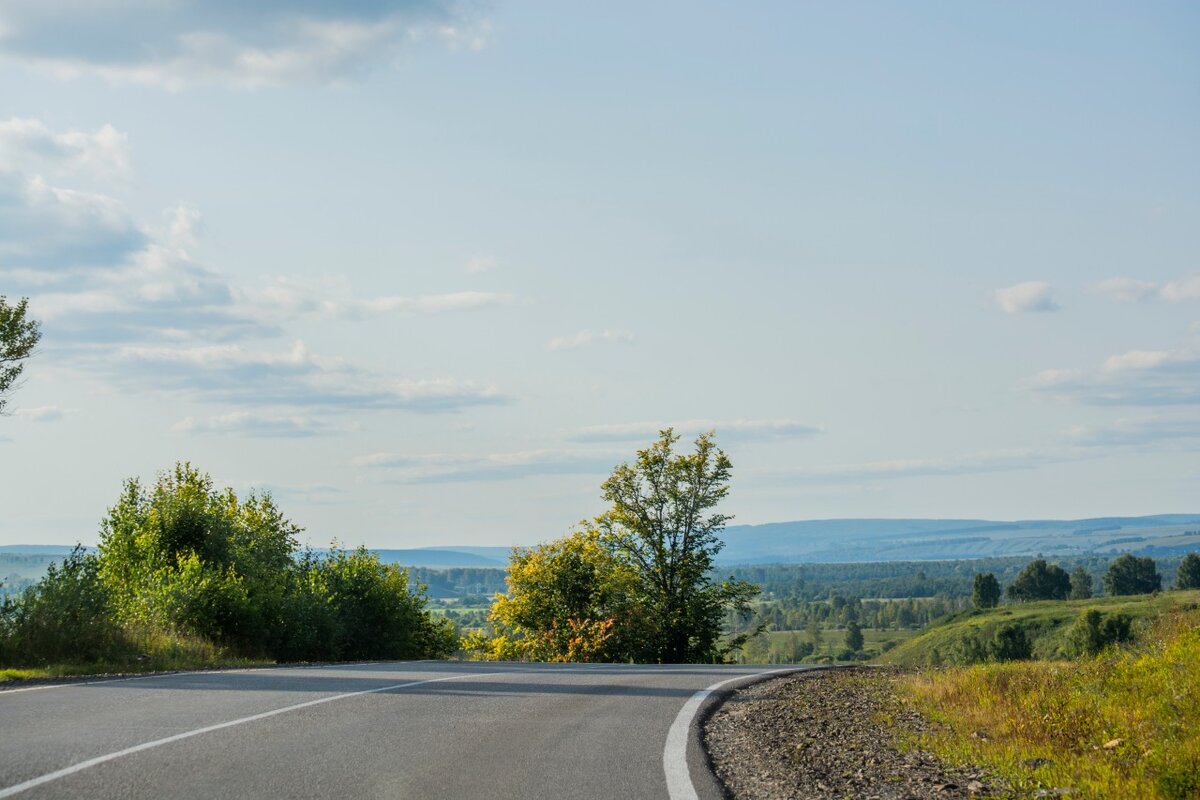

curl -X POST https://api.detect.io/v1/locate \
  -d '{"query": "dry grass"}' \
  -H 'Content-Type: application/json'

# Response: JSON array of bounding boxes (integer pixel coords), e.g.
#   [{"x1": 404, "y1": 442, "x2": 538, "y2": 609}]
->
[{"x1": 901, "y1": 608, "x2": 1200, "y2": 799}]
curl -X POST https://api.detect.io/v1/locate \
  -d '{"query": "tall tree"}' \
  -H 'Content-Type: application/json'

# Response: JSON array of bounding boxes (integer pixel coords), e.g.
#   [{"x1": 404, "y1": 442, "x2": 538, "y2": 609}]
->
[
  {"x1": 1069, "y1": 566, "x2": 1094, "y2": 600},
  {"x1": 0, "y1": 296, "x2": 41, "y2": 414},
  {"x1": 972, "y1": 572, "x2": 1001, "y2": 609},
  {"x1": 597, "y1": 429, "x2": 759, "y2": 663},
  {"x1": 1104, "y1": 554, "x2": 1161, "y2": 596},
  {"x1": 1177, "y1": 553, "x2": 1200, "y2": 591},
  {"x1": 1006, "y1": 559, "x2": 1071, "y2": 602}
]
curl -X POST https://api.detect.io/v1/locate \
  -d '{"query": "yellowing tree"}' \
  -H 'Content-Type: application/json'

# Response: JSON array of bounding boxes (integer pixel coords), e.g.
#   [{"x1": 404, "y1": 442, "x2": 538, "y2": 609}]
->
[
  {"x1": 483, "y1": 529, "x2": 644, "y2": 662},
  {"x1": 472, "y1": 429, "x2": 760, "y2": 664}
]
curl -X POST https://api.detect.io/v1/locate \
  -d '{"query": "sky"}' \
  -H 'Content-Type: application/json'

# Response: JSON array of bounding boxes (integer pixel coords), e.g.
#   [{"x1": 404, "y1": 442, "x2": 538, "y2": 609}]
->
[{"x1": 1, "y1": 1, "x2": 1198, "y2": 548}]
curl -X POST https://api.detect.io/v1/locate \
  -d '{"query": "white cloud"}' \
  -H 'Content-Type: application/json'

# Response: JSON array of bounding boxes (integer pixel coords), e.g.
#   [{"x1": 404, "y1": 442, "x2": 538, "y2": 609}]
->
[
  {"x1": 354, "y1": 448, "x2": 619, "y2": 483},
  {"x1": 547, "y1": 329, "x2": 635, "y2": 351},
  {"x1": 1090, "y1": 274, "x2": 1200, "y2": 304},
  {"x1": 107, "y1": 340, "x2": 509, "y2": 412},
  {"x1": 1162, "y1": 275, "x2": 1200, "y2": 304},
  {"x1": 11, "y1": 405, "x2": 68, "y2": 422},
  {"x1": 1091, "y1": 277, "x2": 1161, "y2": 303},
  {"x1": 571, "y1": 418, "x2": 822, "y2": 444},
  {"x1": 173, "y1": 411, "x2": 346, "y2": 438},
  {"x1": 777, "y1": 447, "x2": 1087, "y2": 484},
  {"x1": 1023, "y1": 329, "x2": 1200, "y2": 406},
  {"x1": 1066, "y1": 414, "x2": 1200, "y2": 448},
  {"x1": 993, "y1": 281, "x2": 1059, "y2": 314},
  {"x1": 0, "y1": 117, "x2": 131, "y2": 180},
  {"x1": 0, "y1": 2, "x2": 489, "y2": 90},
  {"x1": 237, "y1": 278, "x2": 515, "y2": 321}
]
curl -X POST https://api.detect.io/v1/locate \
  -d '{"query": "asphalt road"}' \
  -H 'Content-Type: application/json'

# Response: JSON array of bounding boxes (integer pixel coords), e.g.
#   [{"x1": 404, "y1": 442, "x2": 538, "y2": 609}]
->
[{"x1": 0, "y1": 661, "x2": 805, "y2": 799}]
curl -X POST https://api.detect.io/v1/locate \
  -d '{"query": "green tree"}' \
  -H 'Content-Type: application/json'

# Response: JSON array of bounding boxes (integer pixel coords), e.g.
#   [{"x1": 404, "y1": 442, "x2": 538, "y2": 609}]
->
[
  {"x1": 844, "y1": 618, "x2": 864, "y2": 653},
  {"x1": 1006, "y1": 559, "x2": 1071, "y2": 602},
  {"x1": 597, "y1": 429, "x2": 759, "y2": 663},
  {"x1": 1069, "y1": 566, "x2": 1094, "y2": 600},
  {"x1": 1068, "y1": 609, "x2": 1134, "y2": 657},
  {"x1": 1104, "y1": 553, "x2": 1161, "y2": 596},
  {"x1": 1176, "y1": 553, "x2": 1200, "y2": 590},
  {"x1": 0, "y1": 546, "x2": 127, "y2": 665},
  {"x1": 97, "y1": 463, "x2": 299, "y2": 646},
  {"x1": 482, "y1": 529, "x2": 645, "y2": 662},
  {"x1": 989, "y1": 622, "x2": 1032, "y2": 661},
  {"x1": 0, "y1": 296, "x2": 41, "y2": 414},
  {"x1": 972, "y1": 572, "x2": 1001, "y2": 609}
]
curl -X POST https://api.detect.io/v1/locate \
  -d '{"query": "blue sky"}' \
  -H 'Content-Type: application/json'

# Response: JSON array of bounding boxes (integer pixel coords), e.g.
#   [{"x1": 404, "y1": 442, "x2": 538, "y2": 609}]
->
[{"x1": 1, "y1": 1, "x2": 1197, "y2": 547}]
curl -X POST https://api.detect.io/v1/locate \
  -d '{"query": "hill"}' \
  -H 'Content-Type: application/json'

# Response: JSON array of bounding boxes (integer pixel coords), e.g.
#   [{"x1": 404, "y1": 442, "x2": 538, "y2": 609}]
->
[
  {"x1": 717, "y1": 514, "x2": 1200, "y2": 563},
  {"x1": 875, "y1": 589, "x2": 1200, "y2": 668}
]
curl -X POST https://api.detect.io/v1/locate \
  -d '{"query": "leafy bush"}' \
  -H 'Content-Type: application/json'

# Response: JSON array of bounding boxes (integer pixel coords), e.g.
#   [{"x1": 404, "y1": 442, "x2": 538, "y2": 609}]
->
[
  {"x1": 3, "y1": 464, "x2": 453, "y2": 671},
  {"x1": 1069, "y1": 609, "x2": 1135, "y2": 657},
  {"x1": 0, "y1": 547, "x2": 129, "y2": 665}
]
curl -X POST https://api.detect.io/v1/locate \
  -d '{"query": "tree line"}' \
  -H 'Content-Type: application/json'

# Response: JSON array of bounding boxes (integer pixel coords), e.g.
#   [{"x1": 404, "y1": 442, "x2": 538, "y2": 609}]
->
[
  {"x1": 0, "y1": 464, "x2": 456, "y2": 669},
  {"x1": 971, "y1": 552, "x2": 1200, "y2": 609}
]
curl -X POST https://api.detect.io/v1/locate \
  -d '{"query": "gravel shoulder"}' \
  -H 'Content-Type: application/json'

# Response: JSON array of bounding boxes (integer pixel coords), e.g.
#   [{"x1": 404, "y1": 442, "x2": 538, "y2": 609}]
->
[{"x1": 703, "y1": 667, "x2": 995, "y2": 800}]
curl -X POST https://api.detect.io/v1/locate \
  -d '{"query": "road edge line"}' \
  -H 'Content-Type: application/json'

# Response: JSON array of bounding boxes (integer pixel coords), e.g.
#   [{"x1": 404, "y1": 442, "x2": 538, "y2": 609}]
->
[{"x1": 662, "y1": 667, "x2": 803, "y2": 800}]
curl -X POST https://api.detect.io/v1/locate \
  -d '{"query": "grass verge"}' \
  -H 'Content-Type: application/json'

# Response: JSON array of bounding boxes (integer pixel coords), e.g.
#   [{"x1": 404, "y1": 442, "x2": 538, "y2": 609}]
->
[
  {"x1": 898, "y1": 607, "x2": 1200, "y2": 799},
  {"x1": 1, "y1": 624, "x2": 272, "y2": 684}
]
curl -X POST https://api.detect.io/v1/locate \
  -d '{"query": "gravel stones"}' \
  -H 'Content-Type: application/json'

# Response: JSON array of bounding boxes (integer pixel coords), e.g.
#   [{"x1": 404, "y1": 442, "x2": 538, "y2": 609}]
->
[{"x1": 703, "y1": 668, "x2": 994, "y2": 800}]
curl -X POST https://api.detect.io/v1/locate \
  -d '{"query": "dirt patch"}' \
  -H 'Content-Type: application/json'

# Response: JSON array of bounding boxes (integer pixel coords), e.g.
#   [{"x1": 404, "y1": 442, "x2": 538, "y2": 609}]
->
[{"x1": 703, "y1": 667, "x2": 995, "y2": 799}]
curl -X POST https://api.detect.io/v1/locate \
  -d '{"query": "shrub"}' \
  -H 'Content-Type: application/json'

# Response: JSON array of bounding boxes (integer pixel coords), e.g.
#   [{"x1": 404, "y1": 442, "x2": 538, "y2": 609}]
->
[
  {"x1": 0, "y1": 547, "x2": 129, "y2": 666},
  {"x1": 1069, "y1": 609, "x2": 1135, "y2": 657},
  {"x1": 989, "y1": 622, "x2": 1032, "y2": 661}
]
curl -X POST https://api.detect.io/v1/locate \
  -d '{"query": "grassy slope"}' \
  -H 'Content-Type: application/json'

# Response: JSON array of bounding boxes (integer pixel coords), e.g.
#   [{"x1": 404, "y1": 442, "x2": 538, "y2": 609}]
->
[
  {"x1": 897, "y1": 605, "x2": 1200, "y2": 799},
  {"x1": 875, "y1": 590, "x2": 1200, "y2": 668}
]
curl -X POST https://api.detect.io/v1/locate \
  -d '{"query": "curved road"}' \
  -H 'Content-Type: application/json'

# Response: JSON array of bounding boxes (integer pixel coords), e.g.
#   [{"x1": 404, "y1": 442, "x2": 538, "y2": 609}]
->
[{"x1": 0, "y1": 661, "x2": 805, "y2": 799}]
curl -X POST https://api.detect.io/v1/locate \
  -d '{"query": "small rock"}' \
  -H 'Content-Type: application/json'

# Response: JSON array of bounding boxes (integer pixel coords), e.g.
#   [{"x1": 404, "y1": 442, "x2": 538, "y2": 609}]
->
[
  {"x1": 1102, "y1": 738, "x2": 1123, "y2": 750},
  {"x1": 971, "y1": 730, "x2": 990, "y2": 740},
  {"x1": 967, "y1": 780, "x2": 985, "y2": 794}
]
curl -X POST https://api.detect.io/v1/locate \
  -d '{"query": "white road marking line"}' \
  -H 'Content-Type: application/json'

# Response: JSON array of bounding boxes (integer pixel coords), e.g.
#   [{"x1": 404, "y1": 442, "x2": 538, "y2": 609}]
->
[
  {"x1": 662, "y1": 668, "x2": 799, "y2": 800},
  {"x1": 0, "y1": 670, "x2": 510, "y2": 799},
  {"x1": 0, "y1": 661, "x2": 406, "y2": 696}
]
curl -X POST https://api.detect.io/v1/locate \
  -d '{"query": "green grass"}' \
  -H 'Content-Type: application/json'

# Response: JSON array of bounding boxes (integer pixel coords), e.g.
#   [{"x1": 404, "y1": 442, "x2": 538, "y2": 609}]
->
[
  {"x1": 0, "y1": 624, "x2": 272, "y2": 685},
  {"x1": 875, "y1": 590, "x2": 1200, "y2": 668},
  {"x1": 898, "y1": 606, "x2": 1200, "y2": 799}
]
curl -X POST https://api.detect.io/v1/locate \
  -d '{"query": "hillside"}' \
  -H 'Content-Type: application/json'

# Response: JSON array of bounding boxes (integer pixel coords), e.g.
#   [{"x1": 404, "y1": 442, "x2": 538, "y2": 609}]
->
[
  {"x1": 875, "y1": 589, "x2": 1200, "y2": 668},
  {"x1": 718, "y1": 514, "x2": 1200, "y2": 563}
]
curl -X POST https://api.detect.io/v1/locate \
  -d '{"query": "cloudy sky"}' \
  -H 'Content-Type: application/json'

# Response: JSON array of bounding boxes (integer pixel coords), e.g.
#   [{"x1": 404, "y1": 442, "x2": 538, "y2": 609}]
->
[{"x1": 1, "y1": 1, "x2": 1197, "y2": 548}]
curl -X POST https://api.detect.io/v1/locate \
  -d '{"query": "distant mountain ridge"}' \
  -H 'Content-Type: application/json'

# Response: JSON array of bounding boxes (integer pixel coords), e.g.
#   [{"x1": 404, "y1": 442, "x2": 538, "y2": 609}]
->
[
  {"x1": 5, "y1": 515, "x2": 1198, "y2": 568},
  {"x1": 716, "y1": 514, "x2": 1200, "y2": 564}
]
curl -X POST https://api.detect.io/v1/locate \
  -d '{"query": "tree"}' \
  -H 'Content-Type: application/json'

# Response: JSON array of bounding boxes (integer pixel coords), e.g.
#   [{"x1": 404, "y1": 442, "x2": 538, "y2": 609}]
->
[
  {"x1": 1104, "y1": 554, "x2": 1161, "y2": 596},
  {"x1": 0, "y1": 296, "x2": 41, "y2": 414},
  {"x1": 1069, "y1": 566, "x2": 1094, "y2": 600},
  {"x1": 972, "y1": 572, "x2": 1001, "y2": 609},
  {"x1": 97, "y1": 463, "x2": 299, "y2": 645},
  {"x1": 1068, "y1": 609, "x2": 1134, "y2": 657},
  {"x1": 597, "y1": 429, "x2": 759, "y2": 663},
  {"x1": 844, "y1": 618, "x2": 864, "y2": 653},
  {"x1": 1176, "y1": 553, "x2": 1200, "y2": 590},
  {"x1": 989, "y1": 622, "x2": 1032, "y2": 661},
  {"x1": 482, "y1": 530, "x2": 645, "y2": 662},
  {"x1": 1006, "y1": 559, "x2": 1070, "y2": 602}
]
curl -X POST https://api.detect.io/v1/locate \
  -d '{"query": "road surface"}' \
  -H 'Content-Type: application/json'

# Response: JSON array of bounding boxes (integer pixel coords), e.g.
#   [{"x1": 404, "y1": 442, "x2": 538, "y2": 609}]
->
[{"x1": 0, "y1": 661, "x2": 806, "y2": 799}]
